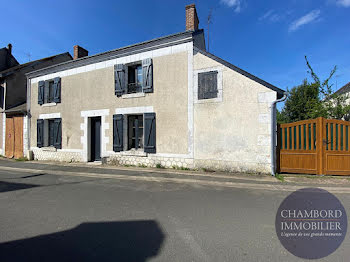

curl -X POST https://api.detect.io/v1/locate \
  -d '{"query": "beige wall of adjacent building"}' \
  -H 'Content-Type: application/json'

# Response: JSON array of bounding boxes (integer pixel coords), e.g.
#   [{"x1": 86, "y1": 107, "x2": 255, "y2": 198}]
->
[
  {"x1": 192, "y1": 51, "x2": 276, "y2": 173},
  {"x1": 30, "y1": 51, "x2": 189, "y2": 155}
]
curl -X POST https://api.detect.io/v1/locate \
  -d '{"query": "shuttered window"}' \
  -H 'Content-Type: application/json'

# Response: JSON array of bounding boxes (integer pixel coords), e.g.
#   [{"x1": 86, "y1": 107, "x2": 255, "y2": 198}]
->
[
  {"x1": 113, "y1": 114, "x2": 124, "y2": 152},
  {"x1": 0, "y1": 85, "x2": 4, "y2": 109},
  {"x1": 37, "y1": 118, "x2": 62, "y2": 149},
  {"x1": 198, "y1": 71, "x2": 218, "y2": 100},
  {"x1": 144, "y1": 113, "x2": 156, "y2": 153},
  {"x1": 115, "y1": 59, "x2": 153, "y2": 96},
  {"x1": 38, "y1": 78, "x2": 61, "y2": 104}
]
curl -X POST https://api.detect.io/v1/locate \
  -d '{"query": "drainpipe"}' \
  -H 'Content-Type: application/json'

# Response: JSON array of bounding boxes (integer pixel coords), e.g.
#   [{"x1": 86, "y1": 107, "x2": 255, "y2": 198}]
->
[{"x1": 271, "y1": 92, "x2": 288, "y2": 176}]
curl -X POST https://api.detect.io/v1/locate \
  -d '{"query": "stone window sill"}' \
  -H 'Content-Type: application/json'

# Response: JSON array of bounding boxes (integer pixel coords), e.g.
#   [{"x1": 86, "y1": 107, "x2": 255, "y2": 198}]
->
[
  {"x1": 42, "y1": 102, "x2": 57, "y2": 107},
  {"x1": 121, "y1": 93, "x2": 145, "y2": 99},
  {"x1": 119, "y1": 149, "x2": 147, "y2": 157},
  {"x1": 41, "y1": 147, "x2": 57, "y2": 152}
]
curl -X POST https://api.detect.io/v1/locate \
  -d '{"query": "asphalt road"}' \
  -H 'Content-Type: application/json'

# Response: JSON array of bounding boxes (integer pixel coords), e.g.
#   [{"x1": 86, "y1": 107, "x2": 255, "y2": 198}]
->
[{"x1": 0, "y1": 159, "x2": 349, "y2": 262}]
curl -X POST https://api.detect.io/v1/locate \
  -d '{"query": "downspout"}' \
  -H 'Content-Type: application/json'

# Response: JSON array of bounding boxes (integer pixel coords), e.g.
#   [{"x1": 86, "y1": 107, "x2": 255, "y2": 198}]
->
[{"x1": 271, "y1": 92, "x2": 288, "y2": 176}]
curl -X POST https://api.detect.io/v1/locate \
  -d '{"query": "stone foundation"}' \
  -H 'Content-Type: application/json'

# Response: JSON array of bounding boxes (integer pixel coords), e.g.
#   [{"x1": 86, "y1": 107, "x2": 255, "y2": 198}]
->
[
  {"x1": 32, "y1": 148, "x2": 83, "y2": 162},
  {"x1": 107, "y1": 153, "x2": 194, "y2": 169},
  {"x1": 30, "y1": 149, "x2": 271, "y2": 174}
]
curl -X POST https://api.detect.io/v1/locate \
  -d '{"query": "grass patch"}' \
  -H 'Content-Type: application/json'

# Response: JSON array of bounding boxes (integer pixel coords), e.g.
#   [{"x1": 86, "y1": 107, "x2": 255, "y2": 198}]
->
[
  {"x1": 172, "y1": 165, "x2": 190, "y2": 171},
  {"x1": 156, "y1": 163, "x2": 165, "y2": 169},
  {"x1": 15, "y1": 157, "x2": 28, "y2": 161},
  {"x1": 275, "y1": 173, "x2": 285, "y2": 182},
  {"x1": 138, "y1": 164, "x2": 147, "y2": 168},
  {"x1": 123, "y1": 164, "x2": 135, "y2": 167}
]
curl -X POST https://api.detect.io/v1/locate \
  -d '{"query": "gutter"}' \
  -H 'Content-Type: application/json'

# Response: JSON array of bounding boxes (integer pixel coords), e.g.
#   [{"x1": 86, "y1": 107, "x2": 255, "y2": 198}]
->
[{"x1": 271, "y1": 92, "x2": 288, "y2": 176}]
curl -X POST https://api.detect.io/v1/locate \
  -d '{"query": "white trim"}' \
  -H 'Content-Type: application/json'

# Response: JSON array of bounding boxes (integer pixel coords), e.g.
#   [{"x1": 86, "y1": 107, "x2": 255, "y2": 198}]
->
[
  {"x1": 23, "y1": 115, "x2": 28, "y2": 156},
  {"x1": 187, "y1": 42, "x2": 194, "y2": 158},
  {"x1": 80, "y1": 109, "x2": 110, "y2": 162},
  {"x1": 81, "y1": 109, "x2": 109, "y2": 117},
  {"x1": 194, "y1": 66, "x2": 224, "y2": 104},
  {"x1": 42, "y1": 102, "x2": 57, "y2": 107},
  {"x1": 39, "y1": 113, "x2": 61, "y2": 119},
  {"x1": 121, "y1": 93, "x2": 146, "y2": 99},
  {"x1": 115, "y1": 106, "x2": 154, "y2": 115},
  {"x1": 31, "y1": 42, "x2": 191, "y2": 84},
  {"x1": 2, "y1": 112, "x2": 5, "y2": 154}
]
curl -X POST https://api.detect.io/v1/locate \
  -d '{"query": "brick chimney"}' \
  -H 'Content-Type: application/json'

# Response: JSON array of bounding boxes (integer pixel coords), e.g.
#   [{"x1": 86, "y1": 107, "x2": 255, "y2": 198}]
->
[
  {"x1": 7, "y1": 43, "x2": 12, "y2": 54},
  {"x1": 73, "y1": 45, "x2": 88, "y2": 60},
  {"x1": 186, "y1": 4, "x2": 199, "y2": 31}
]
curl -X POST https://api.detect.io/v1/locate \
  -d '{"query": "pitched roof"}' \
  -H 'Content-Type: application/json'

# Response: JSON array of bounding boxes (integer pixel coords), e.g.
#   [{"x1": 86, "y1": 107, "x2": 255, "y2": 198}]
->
[
  {"x1": 0, "y1": 52, "x2": 72, "y2": 78},
  {"x1": 335, "y1": 82, "x2": 350, "y2": 95},
  {"x1": 4, "y1": 102, "x2": 27, "y2": 114},
  {"x1": 27, "y1": 30, "x2": 205, "y2": 78},
  {"x1": 194, "y1": 47, "x2": 285, "y2": 97}
]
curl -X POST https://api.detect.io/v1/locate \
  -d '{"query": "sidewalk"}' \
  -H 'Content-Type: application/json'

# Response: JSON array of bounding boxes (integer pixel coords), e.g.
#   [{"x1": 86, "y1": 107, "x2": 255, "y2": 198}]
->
[{"x1": 0, "y1": 158, "x2": 350, "y2": 193}]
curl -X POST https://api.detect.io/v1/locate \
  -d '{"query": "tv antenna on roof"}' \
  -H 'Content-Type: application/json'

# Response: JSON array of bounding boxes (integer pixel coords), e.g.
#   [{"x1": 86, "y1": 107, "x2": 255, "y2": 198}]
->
[{"x1": 25, "y1": 52, "x2": 31, "y2": 62}]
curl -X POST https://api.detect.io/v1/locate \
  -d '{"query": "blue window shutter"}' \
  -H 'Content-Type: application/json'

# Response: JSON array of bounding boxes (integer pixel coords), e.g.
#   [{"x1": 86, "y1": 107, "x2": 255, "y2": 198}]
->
[
  {"x1": 142, "y1": 58, "x2": 153, "y2": 93},
  {"x1": 37, "y1": 119, "x2": 44, "y2": 148},
  {"x1": 114, "y1": 64, "x2": 126, "y2": 97},
  {"x1": 38, "y1": 81, "x2": 45, "y2": 105},
  {"x1": 144, "y1": 113, "x2": 156, "y2": 153},
  {"x1": 53, "y1": 118, "x2": 62, "y2": 149},
  {"x1": 44, "y1": 80, "x2": 50, "y2": 103},
  {"x1": 53, "y1": 77, "x2": 61, "y2": 103},
  {"x1": 113, "y1": 114, "x2": 123, "y2": 152},
  {"x1": 0, "y1": 85, "x2": 4, "y2": 108}
]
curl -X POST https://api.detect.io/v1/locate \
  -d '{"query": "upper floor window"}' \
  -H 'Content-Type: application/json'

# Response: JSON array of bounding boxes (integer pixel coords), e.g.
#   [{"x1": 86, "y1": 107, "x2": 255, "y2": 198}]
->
[
  {"x1": 114, "y1": 58, "x2": 153, "y2": 97},
  {"x1": 38, "y1": 77, "x2": 61, "y2": 105},
  {"x1": 198, "y1": 71, "x2": 218, "y2": 100},
  {"x1": 127, "y1": 64, "x2": 143, "y2": 94}
]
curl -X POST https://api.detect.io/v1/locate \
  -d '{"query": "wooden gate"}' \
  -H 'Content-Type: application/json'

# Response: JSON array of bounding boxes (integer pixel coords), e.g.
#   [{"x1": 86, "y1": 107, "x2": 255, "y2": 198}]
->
[
  {"x1": 277, "y1": 117, "x2": 350, "y2": 175},
  {"x1": 5, "y1": 116, "x2": 23, "y2": 159}
]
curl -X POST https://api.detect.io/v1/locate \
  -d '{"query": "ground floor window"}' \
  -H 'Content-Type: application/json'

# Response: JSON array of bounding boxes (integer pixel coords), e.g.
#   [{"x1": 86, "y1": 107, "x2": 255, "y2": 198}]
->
[
  {"x1": 37, "y1": 118, "x2": 62, "y2": 149},
  {"x1": 128, "y1": 115, "x2": 143, "y2": 150},
  {"x1": 113, "y1": 112, "x2": 156, "y2": 153}
]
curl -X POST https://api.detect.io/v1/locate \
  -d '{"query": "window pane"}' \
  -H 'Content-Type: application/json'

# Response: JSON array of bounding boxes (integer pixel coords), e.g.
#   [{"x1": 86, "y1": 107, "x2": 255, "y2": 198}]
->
[{"x1": 137, "y1": 66, "x2": 142, "y2": 85}]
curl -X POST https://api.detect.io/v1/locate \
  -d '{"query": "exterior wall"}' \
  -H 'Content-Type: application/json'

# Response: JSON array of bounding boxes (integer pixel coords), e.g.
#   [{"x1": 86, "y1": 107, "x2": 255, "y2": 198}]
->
[
  {"x1": 192, "y1": 52, "x2": 276, "y2": 173},
  {"x1": 29, "y1": 44, "x2": 192, "y2": 164}
]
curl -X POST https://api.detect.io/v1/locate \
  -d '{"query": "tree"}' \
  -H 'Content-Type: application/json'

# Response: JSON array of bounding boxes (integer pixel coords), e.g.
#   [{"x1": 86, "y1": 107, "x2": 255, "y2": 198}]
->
[{"x1": 277, "y1": 57, "x2": 350, "y2": 123}]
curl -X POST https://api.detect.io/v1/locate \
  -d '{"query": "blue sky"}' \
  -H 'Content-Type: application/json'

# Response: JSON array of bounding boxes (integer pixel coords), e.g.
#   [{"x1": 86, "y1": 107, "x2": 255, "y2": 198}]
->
[{"x1": 2, "y1": 0, "x2": 350, "y2": 96}]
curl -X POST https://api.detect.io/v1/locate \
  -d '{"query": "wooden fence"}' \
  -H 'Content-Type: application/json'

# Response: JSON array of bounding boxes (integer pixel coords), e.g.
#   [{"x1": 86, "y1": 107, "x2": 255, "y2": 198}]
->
[{"x1": 277, "y1": 117, "x2": 350, "y2": 175}]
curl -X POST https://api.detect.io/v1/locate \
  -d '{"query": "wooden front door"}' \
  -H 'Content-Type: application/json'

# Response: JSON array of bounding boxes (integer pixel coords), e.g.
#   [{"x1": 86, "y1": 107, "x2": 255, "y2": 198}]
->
[{"x1": 5, "y1": 116, "x2": 23, "y2": 159}]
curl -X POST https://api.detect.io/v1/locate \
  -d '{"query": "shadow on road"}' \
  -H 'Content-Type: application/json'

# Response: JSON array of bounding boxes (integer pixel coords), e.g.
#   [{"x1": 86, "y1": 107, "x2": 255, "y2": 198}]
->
[
  {"x1": 0, "y1": 181, "x2": 39, "y2": 193},
  {"x1": 0, "y1": 220, "x2": 165, "y2": 262}
]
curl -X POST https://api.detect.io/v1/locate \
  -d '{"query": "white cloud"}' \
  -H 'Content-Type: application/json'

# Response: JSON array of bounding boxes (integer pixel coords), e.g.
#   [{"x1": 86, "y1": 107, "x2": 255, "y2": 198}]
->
[
  {"x1": 289, "y1": 9, "x2": 321, "y2": 32},
  {"x1": 221, "y1": 0, "x2": 242, "y2": 13},
  {"x1": 336, "y1": 0, "x2": 350, "y2": 7},
  {"x1": 259, "y1": 10, "x2": 281, "y2": 22}
]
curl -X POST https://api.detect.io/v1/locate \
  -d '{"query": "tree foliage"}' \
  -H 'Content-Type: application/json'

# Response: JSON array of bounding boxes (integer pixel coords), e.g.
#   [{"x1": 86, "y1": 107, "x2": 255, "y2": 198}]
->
[{"x1": 277, "y1": 57, "x2": 350, "y2": 124}]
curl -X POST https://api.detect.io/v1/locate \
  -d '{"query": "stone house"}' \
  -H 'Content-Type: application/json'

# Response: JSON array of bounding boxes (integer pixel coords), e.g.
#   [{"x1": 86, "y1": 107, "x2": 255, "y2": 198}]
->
[
  {"x1": 0, "y1": 51, "x2": 72, "y2": 158},
  {"x1": 26, "y1": 4, "x2": 285, "y2": 173}
]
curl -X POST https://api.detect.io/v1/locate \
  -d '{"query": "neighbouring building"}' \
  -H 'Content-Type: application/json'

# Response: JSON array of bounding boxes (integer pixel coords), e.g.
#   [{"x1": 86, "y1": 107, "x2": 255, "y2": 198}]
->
[
  {"x1": 26, "y1": 4, "x2": 285, "y2": 173},
  {"x1": 334, "y1": 82, "x2": 350, "y2": 121},
  {"x1": 0, "y1": 51, "x2": 72, "y2": 158}
]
